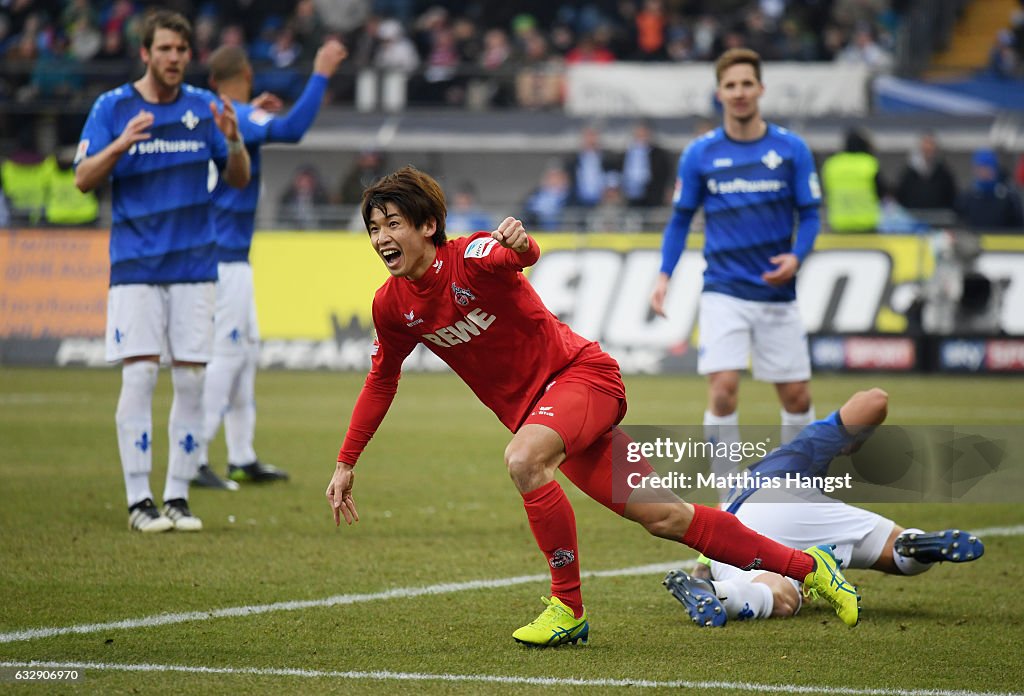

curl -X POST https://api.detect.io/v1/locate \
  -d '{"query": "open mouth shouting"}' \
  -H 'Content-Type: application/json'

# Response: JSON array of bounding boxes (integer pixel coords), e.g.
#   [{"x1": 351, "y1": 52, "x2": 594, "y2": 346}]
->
[{"x1": 380, "y1": 247, "x2": 403, "y2": 269}]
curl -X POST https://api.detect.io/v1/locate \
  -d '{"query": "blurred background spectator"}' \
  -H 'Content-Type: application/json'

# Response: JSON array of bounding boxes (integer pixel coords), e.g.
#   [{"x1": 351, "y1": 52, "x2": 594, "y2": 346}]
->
[
  {"x1": 336, "y1": 148, "x2": 387, "y2": 206},
  {"x1": 445, "y1": 181, "x2": 493, "y2": 234},
  {"x1": 565, "y1": 124, "x2": 616, "y2": 209},
  {"x1": 278, "y1": 164, "x2": 332, "y2": 229},
  {"x1": 955, "y1": 149, "x2": 1024, "y2": 232},
  {"x1": 822, "y1": 128, "x2": 886, "y2": 233},
  {"x1": 523, "y1": 162, "x2": 571, "y2": 231},
  {"x1": 619, "y1": 119, "x2": 673, "y2": 208},
  {"x1": 45, "y1": 145, "x2": 98, "y2": 226},
  {"x1": 0, "y1": 127, "x2": 52, "y2": 226},
  {"x1": 895, "y1": 131, "x2": 958, "y2": 223}
]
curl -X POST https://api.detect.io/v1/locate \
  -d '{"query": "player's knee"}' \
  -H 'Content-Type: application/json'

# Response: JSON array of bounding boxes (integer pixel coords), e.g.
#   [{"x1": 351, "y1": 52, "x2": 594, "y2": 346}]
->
[
  {"x1": 777, "y1": 383, "x2": 812, "y2": 414},
  {"x1": 708, "y1": 389, "x2": 737, "y2": 416},
  {"x1": 504, "y1": 443, "x2": 544, "y2": 489}
]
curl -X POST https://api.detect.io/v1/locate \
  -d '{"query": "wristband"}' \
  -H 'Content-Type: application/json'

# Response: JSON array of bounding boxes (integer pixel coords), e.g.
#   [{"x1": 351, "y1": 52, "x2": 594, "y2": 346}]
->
[{"x1": 227, "y1": 137, "x2": 244, "y2": 154}]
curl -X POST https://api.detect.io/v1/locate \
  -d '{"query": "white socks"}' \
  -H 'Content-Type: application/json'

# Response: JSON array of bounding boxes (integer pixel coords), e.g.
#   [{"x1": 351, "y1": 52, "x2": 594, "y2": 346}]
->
[
  {"x1": 202, "y1": 343, "x2": 258, "y2": 466},
  {"x1": 711, "y1": 578, "x2": 778, "y2": 620},
  {"x1": 780, "y1": 406, "x2": 815, "y2": 445},
  {"x1": 225, "y1": 344, "x2": 258, "y2": 464},
  {"x1": 892, "y1": 528, "x2": 933, "y2": 576},
  {"x1": 116, "y1": 361, "x2": 159, "y2": 507},
  {"x1": 165, "y1": 366, "x2": 205, "y2": 501},
  {"x1": 703, "y1": 410, "x2": 740, "y2": 503},
  {"x1": 200, "y1": 351, "x2": 244, "y2": 464}
]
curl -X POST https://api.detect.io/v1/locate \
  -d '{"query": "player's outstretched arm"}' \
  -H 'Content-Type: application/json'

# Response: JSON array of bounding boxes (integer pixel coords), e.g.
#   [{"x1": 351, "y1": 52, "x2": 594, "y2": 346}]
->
[
  {"x1": 266, "y1": 39, "x2": 348, "y2": 144},
  {"x1": 491, "y1": 216, "x2": 530, "y2": 253},
  {"x1": 75, "y1": 110, "x2": 154, "y2": 192},
  {"x1": 326, "y1": 462, "x2": 359, "y2": 526},
  {"x1": 210, "y1": 95, "x2": 251, "y2": 188},
  {"x1": 313, "y1": 38, "x2": 348, "y2": 78}
]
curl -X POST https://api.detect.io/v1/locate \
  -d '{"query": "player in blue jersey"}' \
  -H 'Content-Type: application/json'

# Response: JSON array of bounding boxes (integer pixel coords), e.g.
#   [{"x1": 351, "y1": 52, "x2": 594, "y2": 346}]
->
[
  {"x1": 662, "y1": 387, "x2": 986, "y2": 627},
  {"x1": 191, "y1": 38, "x2": 349, "y2": 491},
  {"x1": 650, "y1": 48, "x2": 821, "y2": 488},
  {"x1": 74, "y1": 10, "x2": 251, "y2": 532}
]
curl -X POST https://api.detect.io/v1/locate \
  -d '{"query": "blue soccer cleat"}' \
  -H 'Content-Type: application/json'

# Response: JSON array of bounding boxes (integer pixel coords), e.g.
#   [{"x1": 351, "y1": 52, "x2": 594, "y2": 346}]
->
[
  {"x1": 894, "y1": 529, "x2": 985, "y2": 564},
  {"x1": 663, "y1": 569, "x2": 727, "y2": 627}
]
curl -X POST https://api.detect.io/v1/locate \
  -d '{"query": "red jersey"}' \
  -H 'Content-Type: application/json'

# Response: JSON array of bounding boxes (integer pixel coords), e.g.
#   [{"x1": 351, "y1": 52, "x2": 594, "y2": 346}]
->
[{"x1": 337, "y1": 233, "x2": 624, "y2": 464}]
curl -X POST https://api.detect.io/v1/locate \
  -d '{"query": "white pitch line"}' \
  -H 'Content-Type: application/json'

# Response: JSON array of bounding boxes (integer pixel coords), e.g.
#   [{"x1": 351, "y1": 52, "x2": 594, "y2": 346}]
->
[
  {"x1": 1, "y1": 525, "x2": 1020, "y2": 646},
  {"x1": 0, "y1": 561, "x2": 687, "y2": 644},
  {"x1": 0, "y1": 661, "x2": 1018, "y2": 696},
  {"x1": 971, "y1": 524, "x2": 1024, "y2": 537}
]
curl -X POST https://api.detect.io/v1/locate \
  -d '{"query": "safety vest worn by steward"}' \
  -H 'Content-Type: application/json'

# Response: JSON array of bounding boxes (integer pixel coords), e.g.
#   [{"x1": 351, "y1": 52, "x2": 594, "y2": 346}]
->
[
  {"x1": 1, "y1": 155, "x2": 56, "y2": 224},
  {"x1": 822, "y1": 151, "x2": 880, "y2": 233},
  {"x1": 45, "y1": 165, "x2": 98, "y2": 225}
]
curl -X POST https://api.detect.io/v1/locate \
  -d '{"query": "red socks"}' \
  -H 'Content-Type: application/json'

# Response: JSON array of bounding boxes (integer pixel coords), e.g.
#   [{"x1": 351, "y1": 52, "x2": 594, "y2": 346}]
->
[
  {"x1": 681, "y1": 504, "x2": 815, "y2": 581},
  {"x1": 522, "y1": 480, "x2": 583, "y2": 618}
]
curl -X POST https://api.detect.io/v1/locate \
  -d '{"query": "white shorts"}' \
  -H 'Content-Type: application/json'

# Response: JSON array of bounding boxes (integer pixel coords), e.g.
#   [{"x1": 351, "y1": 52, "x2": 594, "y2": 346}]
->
[
  {"x1": 213, "y1": 261, "x2": 259, "y2": 356},
  {"x1": 711, "y1": 485, "x2": 894, "y2": 583},
  {"x1": 697, "y1": 292, "x2": 811, "y2": 382},
  {"x1": 105, "y1": 283, "x2": 215, "y2": 363}
]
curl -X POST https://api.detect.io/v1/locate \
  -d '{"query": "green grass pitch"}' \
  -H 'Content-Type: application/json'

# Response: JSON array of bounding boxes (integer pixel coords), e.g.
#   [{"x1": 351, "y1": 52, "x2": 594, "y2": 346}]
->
[{"x1": 0, "y1": 368, "x2": 1022, "y2": 695}]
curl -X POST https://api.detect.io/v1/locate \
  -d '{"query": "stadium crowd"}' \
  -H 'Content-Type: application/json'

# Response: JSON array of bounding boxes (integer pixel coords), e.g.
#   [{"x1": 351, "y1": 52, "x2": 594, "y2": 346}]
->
[
  {"x1": 1, "y1": 0, "x2": 903, "y2": 110},
  {"x1": 3, "y1": 0, "x2": 1023, "y2": 235}
]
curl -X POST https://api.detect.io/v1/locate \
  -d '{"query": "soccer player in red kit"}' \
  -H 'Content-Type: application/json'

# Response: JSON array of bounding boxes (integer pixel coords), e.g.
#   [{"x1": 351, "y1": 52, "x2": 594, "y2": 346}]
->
[{"x1": 326, "y1": 166, "x2": 860, "y2": 646}]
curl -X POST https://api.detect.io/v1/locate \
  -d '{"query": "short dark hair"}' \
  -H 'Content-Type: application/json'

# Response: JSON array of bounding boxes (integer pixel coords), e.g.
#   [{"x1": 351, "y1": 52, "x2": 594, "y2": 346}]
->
[
  {"x1": 207, "y1": 45, "x2": 250, "y2": 83},
  {"x1": 142, "y1": 10, "x2": 192, "y2": 50},
  {"x1": 361, "y1": 166, "x2": 448, "y2": 247},
  {"x1": 715, "y1": 47, "x2": 762, "y2": 84}
]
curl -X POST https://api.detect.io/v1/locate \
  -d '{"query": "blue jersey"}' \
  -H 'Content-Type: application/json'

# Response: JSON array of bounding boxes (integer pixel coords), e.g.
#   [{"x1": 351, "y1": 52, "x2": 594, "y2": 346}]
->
[
  {"x1": 212, "y1": 74, "x2": 327, "y2": 263},
  {"x1": 76, "y1": 83, "x2": 229, "y2": 286},
  {"x1": 726, "y1": 410, "x2": 855, "y2": 513},
  {"x1": 660, "y1": 124, "x2": 822, "y2": 302}
]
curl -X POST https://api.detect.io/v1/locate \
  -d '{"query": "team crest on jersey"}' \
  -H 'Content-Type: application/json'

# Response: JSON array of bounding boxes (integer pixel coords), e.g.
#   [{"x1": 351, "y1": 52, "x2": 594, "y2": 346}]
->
[
  {"x1": 451, "y1": 283, "x2": 475, "y2": 306},
  {"x1": 761, "y1": 149, "x2": 783, "y2": 170},
  {"x1": 181, "y1": 109, "x2": 200, "y2": 130}
]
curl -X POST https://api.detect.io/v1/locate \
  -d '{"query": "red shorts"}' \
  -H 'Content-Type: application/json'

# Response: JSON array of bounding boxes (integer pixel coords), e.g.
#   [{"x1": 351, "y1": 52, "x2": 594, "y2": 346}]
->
[
  {"x1": 520, "y1": 349, "x2": 626, "y2": 458},
  {"x1": 520, "y1": 357, "x2": 653, "y2": 515}
]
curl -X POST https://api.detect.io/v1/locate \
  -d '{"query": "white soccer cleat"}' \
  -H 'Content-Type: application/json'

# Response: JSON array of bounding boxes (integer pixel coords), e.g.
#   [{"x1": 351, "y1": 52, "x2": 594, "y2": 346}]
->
[
  {"x1": 162, "y1": 498, "x2": 203, "y2": 532},
  {"x1": 128, "y1": 498, "x2": 174, "y2": 533}
]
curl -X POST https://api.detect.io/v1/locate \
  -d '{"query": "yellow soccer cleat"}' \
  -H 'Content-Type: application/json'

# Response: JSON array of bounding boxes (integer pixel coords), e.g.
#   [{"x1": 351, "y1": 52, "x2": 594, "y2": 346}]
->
[
  {"x1": 512, "y1": 596, "x2": 589, "y2": 647},
  {"x1": 803, "y1": 544, "x2": 861, "y2": 627}
]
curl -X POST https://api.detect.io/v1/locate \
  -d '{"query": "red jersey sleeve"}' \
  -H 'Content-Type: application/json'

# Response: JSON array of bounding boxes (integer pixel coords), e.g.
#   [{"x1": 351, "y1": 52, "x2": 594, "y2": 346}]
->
[
  {"x1": 336, "y1": 295, "x2": 418, "y2": 465},
  {"x1": 460, "y1": 232, "x2": 540, "y2": 275}
]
